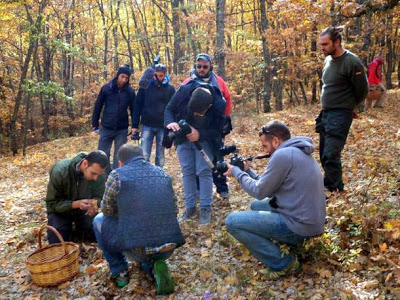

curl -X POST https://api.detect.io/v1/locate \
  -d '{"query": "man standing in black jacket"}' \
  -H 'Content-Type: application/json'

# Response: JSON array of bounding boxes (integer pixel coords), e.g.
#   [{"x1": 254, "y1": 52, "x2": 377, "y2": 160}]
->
[
  {"x1": 92, "y1": 65, "x2": 136, "y2": 173},
  {"x1": 132, "y1": 64, "x2": 175, "y2": 168}
]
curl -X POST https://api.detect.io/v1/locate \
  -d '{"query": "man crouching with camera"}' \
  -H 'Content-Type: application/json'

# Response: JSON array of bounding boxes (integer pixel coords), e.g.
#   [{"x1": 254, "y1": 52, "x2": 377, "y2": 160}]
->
[
  {"x1": 165, "y1": 85, "x2": 225, "y2": 226},
  {"x1": 224, "y1": 121, "x2": 326, "y2": 279}
]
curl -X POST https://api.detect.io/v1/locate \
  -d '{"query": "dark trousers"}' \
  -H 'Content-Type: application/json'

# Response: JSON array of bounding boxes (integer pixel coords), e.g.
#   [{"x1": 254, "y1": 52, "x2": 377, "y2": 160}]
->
[
  {"x1": 98, "y1": 127, "x2": 128, "y2": 172},
  {"x1": 213, "y1": 172, "x2": 228, "y2": 193},
  {"x1": 318, "y1": 110, "x2": 353, "y2": 191},
  {"x1": 47, "y1": 211, "x2": 96, "y2": 244}
]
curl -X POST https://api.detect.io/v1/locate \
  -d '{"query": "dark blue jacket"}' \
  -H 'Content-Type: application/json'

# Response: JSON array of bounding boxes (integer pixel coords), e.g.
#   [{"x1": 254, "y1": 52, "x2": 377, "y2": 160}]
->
[
  {"x1": 101, "y1": 156, "x2": 185, "y2": 252},
  {"x1": 92, "y1": 76, "x2": 136, "y2": 130},
  {"x1": 133, "y1": 76, "x2": 175, "y2": 129},
  {"x1": 164, "y1": 80, "x2": 226, "y2": 156}
]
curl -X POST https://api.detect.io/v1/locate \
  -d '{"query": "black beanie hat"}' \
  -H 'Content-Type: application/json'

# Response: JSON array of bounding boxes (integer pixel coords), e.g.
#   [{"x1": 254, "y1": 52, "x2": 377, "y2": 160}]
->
[
  {"x1": 189, "y1": 87, "x2": 213, "y2": 113},
  {"x1": 117, "y1": 64, "x2": 132, "y2": 77}
]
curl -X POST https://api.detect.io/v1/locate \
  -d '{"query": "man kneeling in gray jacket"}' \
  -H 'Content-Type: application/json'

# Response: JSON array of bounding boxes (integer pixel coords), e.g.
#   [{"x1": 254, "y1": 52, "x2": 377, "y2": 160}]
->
[{"x1": 224, "y1": 120, "x2": 326, "y2": 280}]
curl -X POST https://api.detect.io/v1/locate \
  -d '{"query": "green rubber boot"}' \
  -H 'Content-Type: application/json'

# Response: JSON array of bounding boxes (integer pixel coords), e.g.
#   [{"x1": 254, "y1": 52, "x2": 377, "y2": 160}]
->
[{"x1": 153, "y1": 259, "x2": 174, "y2": 295}]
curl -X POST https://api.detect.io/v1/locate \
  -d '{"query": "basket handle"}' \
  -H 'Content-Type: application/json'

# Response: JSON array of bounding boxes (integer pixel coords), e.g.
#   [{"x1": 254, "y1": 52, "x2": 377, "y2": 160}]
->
[{"x1": 38, "y1": 225, "x2": 68, "y2": 255}]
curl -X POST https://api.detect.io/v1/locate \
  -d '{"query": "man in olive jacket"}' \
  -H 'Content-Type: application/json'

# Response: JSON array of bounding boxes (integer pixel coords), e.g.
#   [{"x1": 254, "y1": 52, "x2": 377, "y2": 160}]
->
[{"x1": 45, "y1": 150, "x2": 108, "y2": 244}]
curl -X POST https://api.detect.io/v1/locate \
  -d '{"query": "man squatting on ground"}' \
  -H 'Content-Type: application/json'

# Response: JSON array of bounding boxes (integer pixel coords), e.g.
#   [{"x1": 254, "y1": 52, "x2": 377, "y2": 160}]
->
[
  {"x1": 224, "y1": 121, "x2": 326, "y2": 280},
  {"x1": 93, "y1": 144, "x2": 185, "y2": 294},
  {"x1": 45, "y1": 150, "x2": 108, "y2": 244}
]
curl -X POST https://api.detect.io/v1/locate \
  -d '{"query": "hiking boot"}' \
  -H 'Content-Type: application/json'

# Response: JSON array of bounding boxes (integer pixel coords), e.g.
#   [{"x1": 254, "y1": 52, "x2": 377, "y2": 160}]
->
[
  {"x1": 140, "y1": 262, "x2": 154, "y2": 280},
  {"x1": 259, "y1": 256, "x2": 301, "y2": 280},
  {"x1": 198, "y1": 207, "x2": 211, "y2": 226},
  {"x1": 153, "y1": 259, "x2": 174, "y2": 295},
  {"x1": 111, "y1": 269, "x2": 129, "y2": 287},
  {"x1": 219, "y1": 191, "x2": 229, "y2": 200},
  {"x1": 178, "y1": 207, "x2": 197, "y2": 223}
]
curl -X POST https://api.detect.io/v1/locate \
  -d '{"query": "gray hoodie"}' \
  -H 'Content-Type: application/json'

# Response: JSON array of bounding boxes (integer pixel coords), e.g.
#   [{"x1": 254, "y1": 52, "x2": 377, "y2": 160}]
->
[{"x1": 231, "y1": 137, "x2": 326, "y2": 236}]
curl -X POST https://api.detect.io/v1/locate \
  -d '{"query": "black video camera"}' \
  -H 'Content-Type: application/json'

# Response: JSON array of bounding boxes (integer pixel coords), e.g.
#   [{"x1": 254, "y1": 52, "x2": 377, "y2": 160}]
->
[
  {"x1": 168, "y1": 119, "x2": 191, "y2": 141},
  {"x1": 216, "y1": 153, "x2": 246, "y2": 174}
]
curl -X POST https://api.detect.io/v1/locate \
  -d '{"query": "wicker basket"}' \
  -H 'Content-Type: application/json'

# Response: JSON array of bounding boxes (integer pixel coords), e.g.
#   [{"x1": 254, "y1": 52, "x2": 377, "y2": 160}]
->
[{"x1": 26, "y1": 225, "x2": 80, "y2": 286}]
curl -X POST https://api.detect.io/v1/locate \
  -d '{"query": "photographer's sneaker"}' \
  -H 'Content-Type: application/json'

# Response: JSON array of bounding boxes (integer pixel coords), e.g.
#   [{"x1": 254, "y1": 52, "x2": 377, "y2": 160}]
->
[
  {"x1": 198, "y1": 207, "x2": 211, "y2": 226},
  {"x1": 178, "y1": 207, "x2": 197, "y2": 223},
  {"x1": 259, "y1": 256, "x2": 300, "y2": 280}
]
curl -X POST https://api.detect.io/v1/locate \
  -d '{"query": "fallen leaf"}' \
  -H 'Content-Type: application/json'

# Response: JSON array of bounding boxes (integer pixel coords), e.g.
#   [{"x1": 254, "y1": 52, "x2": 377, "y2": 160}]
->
[
  {"x1": 86, "y1": 265, "x2": 99, "y2": 275},
  {"x1": 224, "y1": 275, "x2": 238, "y2": 285},
  {"x1": 199, "y1": 270, "x2": 213, "y2": 281}
]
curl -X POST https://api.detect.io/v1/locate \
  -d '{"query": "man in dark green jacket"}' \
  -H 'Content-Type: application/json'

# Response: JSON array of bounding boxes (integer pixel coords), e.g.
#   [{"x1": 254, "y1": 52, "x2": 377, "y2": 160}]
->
[
  {"x1": 46, "y1": 151, "x2": 108, "y2": 244},
  {"x1": 317, "y1": 26, "x2": 368, "y2": 192}
]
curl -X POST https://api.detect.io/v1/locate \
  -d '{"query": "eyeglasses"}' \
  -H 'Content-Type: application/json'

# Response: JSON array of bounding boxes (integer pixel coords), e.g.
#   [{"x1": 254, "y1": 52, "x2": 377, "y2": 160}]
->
[
  {"x1": 196, "y1": 64, "x2": 210, "y2": 70},
  {"x1": 259, "y1": 126, "x2": 278, "y2": 137}
]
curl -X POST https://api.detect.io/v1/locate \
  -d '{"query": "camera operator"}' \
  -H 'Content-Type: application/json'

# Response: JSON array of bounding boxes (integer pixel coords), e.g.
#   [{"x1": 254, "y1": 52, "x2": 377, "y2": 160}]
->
[
  {"x1": 224, "y1": 121, "x2": 326, "y2": 279},
  {"x1": 165, "y1": 85, "x2": 225, "y2": 226}
]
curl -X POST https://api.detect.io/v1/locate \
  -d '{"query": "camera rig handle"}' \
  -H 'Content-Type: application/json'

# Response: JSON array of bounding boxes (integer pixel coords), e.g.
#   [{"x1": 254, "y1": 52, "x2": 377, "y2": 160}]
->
[
  {"x1": 193, "y1": 141, "x2": 221, "y2": 177},
  {"x1": 244, "y1": 154, "x2": 271, "y2": 161}
]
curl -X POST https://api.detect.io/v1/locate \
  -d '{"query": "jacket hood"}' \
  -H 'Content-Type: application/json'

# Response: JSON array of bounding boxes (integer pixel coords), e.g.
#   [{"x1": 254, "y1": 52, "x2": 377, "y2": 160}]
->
[
  {"x1": 151, "y1": 74, "x2": 171, "y2": 86},
  {"x1": 374, "y1": 57, "x2": 384, "y2": 64},
  {"x1": 277, "y1": 136, "x2": 315, "y2": 155}
]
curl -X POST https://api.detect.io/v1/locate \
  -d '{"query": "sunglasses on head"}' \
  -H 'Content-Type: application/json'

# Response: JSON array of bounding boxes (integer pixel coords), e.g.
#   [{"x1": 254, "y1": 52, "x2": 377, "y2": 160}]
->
[
  {"x1": 259, "y1": 126, "x2": 278, "y2": 137},
  {"x1": 196, "y1": 64, "x2": 210, "y2": 70}
]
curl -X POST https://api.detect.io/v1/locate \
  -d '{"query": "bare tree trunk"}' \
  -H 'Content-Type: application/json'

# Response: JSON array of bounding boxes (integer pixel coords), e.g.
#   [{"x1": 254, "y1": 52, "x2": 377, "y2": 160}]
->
[
  {"x1": 97, "y1": 0, "x2": 109, "y2": 79},
  {"x1": 110, "y1": 0, "x2": 121, "y2": 70},
  {"x1": 215, "y1": 0, "x2": 226, "y2": 79},
  {"x1": 385, "y1": 15, "x2": 393, "y2": 89},
  {"x1": 259, "y1": 0, "x2": 271, "y2": 112},
  {"x1": 299, "y1": 81, "x2": 308, "y2": 105},
  {"x1": 10, "y1": 1, "x2": 47, "y2": 155},
  {"x1": 121, "y1": 0, "x2": 134, "y2": 69},
  {"x1": 171, "y1": 0, "x2": 184, "y2": 74}
]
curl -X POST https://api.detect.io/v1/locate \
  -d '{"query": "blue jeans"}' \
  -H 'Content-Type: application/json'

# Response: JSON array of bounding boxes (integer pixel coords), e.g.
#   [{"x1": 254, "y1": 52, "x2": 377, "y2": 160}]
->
[
  {"x1": 177, "y1": 140, "x2": 213, "y2": 209},
  {"x1": 98, "y1": 127, "x2": 127, "y2": 171},
  {"x1": 225, "y1": 199, "x2": 306, "y2": 270},
  {"x1": 141, "y1": 125, "x2": 165, "y2": 168},
  {"x1": 93, "y1": 213, "x2": 173, "y2": 276}
]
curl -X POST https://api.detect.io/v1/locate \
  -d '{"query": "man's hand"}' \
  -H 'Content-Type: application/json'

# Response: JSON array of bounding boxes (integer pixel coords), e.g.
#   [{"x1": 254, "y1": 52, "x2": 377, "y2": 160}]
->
[
  {"x1": 72, "y1": 199, "x2": 98, "y2": 216},
  {"x1": 224, "y1": 160, "x2": 251, "y2": 177},
  {"x1": 224, "y1": 162, "x2": 234, "y2": 177},
  {"x1": 243, "y1": 160, "x2": 251, "y2": 171},
  {"x1": 167, "y1": 122, "x2": 180, "y2": 131},
  {"x1": 132, "y1": 128, "x2": 138, "y2": 135},
  {"x1": 186, "y1": 126, "x2": 199, "y2": 142}
]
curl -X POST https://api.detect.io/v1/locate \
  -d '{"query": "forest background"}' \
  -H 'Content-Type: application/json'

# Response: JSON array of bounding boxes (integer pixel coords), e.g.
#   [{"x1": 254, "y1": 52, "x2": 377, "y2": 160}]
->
[
  {"x1": 1, "y1": 0, "x2": 400, "y2": 299},
  {"x1": 0, "y1": 0, "x2": 400, "y2": 155}
]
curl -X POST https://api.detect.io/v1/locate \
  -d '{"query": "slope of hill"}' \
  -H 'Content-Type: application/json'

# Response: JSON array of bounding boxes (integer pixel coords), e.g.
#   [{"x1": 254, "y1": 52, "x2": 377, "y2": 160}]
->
[{"x1": 0, "y1": 91, "x2": 399, "y2": 299}]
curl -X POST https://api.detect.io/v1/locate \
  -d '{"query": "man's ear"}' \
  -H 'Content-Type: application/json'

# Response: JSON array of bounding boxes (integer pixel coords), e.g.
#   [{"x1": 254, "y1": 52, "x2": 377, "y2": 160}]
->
[
  {"x1": 81, "y1": 159, "x2": 89, "y2": 169},
  {"x1": 118, "y1": 160, "x2": 124, "y2": 168}
]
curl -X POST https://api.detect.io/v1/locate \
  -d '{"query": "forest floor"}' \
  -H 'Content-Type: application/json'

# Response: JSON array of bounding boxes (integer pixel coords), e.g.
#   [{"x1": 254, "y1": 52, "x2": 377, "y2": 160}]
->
[{"x1": 0, "y1": 91, "x2": 400, "y2": 300}]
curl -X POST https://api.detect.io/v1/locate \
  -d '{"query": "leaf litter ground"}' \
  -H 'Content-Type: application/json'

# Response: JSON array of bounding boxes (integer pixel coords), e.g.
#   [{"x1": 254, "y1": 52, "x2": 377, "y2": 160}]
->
[{"x1": 0, "y1": 91, "x2": 400, "y2": 299}]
